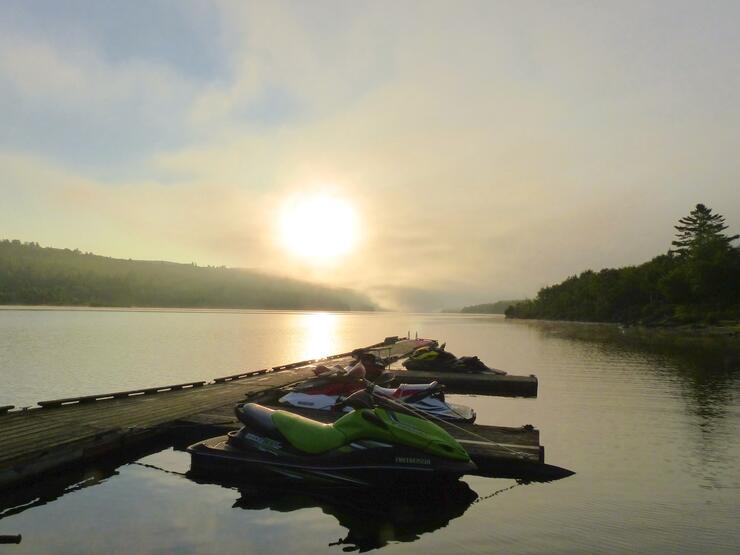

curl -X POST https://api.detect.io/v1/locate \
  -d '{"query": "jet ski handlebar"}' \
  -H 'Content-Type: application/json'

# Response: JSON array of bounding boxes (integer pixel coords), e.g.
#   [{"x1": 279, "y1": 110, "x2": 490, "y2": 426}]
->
[
  {"x1": 332, "y1": 383, "x2": 433, "y2": 415},
  {"x1": 332, "y1": 388, "x2": 376, "y2": 411}
]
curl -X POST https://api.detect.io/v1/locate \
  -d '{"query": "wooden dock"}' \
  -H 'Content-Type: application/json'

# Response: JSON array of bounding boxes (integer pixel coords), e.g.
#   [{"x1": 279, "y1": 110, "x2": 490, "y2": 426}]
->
[
  {"x1": 387, "y1": 369, "x2": 538, "y2": 397},
  {"x1": 0, "y1": 337, "x2": 551, "y2": 491}
]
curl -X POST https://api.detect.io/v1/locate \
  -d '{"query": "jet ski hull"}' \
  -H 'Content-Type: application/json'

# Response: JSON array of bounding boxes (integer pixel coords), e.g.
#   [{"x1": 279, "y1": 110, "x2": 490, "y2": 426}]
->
[{"x1": 188, "y1": 434, "x2": 476, "y2": 488}]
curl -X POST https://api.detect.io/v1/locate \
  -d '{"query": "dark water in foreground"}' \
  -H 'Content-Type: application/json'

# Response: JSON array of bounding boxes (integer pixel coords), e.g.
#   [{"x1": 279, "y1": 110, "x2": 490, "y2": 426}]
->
[{"x1": 1, "y1": 308, "x2": 738, "y2": 554}]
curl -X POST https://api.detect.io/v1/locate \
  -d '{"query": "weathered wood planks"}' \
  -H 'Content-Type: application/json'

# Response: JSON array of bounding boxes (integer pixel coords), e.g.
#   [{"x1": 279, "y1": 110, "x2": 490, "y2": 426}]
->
[{"x1": 0, "y1": 366, "x2": 319, "y2": 489}]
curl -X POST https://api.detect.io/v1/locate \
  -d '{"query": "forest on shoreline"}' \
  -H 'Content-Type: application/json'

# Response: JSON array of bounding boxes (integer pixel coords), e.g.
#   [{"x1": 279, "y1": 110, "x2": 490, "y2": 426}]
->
[
  {"x1": 0, "y1": 240, "x2": 375, "y2": 311},
  {"x1": 456, "y1": 300, "x2": 522, "y2": 314},
  {"x1": 506, "y1": 204, "x2": 740, "y2": 326}
]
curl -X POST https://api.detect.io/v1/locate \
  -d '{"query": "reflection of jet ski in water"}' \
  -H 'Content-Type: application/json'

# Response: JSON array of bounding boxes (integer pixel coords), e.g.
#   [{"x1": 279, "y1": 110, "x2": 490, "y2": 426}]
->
[
  {"x1": 403, "y1": 345, "x2": 507, "y2": 375},
  {"x1": 187, "y1": 388, "x2": 476, "y2": 488},
  {"x1": 230, "y1": 480, "x2": 479, "y2": 552},
  {"x1": 279, "y1": 355, "x2": 476, "y2": 423}
]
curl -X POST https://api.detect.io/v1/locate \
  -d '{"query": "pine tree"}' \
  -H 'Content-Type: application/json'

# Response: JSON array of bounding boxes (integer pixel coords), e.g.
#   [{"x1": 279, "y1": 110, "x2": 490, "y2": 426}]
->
[{"x1": 671, "y1": 204, "x2": 738, "y2": 257}]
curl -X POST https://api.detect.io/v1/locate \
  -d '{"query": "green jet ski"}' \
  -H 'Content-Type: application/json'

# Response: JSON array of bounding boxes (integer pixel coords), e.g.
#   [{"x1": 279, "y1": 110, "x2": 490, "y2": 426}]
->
[{"x1": 187, "y1": 389, "x2": 476, "y2": 487}]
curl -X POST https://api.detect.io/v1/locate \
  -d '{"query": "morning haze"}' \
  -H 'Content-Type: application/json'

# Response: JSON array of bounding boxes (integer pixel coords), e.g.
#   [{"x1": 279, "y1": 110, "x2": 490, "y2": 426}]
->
[
  {"x1": 1, "y1": 1, "x2": 739, "y2": 310},
  {"x1": 1, "y1": 3, "x2": 739, "y2": 555}
]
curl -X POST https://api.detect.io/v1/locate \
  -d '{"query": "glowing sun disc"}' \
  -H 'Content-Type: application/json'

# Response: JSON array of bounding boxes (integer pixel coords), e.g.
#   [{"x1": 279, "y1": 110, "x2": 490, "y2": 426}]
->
[{"x1": 279, "y1": 194, "x2": 358, "y2": 259}]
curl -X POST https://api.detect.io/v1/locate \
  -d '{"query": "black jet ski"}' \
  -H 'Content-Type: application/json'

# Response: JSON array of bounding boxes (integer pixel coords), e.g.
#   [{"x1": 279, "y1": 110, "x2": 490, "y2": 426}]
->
[
  {"x1": 403, "y1": 345, "x2": 507, "y2": 374},
  {"x1": 187, "y1": 389, "x2": 476, "y2": 487}
]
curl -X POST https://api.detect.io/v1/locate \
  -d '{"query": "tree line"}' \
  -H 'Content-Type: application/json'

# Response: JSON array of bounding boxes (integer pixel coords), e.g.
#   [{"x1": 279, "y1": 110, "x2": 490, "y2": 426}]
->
[
  {"x1": 460, "y1": 300, "x2": 523, "y2": 314},
  {"x1": 506, "y1": 204, "x2": 740, "y2": 325},
  {"x1": 0, "y1": 240, "x2": 375, "y2": 311}
]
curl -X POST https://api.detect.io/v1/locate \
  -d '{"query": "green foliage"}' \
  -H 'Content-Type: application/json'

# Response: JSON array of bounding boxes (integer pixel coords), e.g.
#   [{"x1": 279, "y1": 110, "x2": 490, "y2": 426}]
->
[
  {"x1": 671, "y1": 203, "x2": 738, "y2": 256},
  {"x1": 506, "y1": 205, "x2": 740, "y2": 325},
  {"x1": 0, "y1": 240, "x2": 376, "y2": 311},
  {"x1": 460, "y1": 300, "x2": 524, "y2": 314}
]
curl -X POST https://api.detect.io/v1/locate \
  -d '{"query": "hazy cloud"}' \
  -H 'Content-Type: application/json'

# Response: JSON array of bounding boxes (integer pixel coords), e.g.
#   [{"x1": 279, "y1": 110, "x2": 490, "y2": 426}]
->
[{"x1": 2, "y1": 1, "x2": 739, "y2": 310}]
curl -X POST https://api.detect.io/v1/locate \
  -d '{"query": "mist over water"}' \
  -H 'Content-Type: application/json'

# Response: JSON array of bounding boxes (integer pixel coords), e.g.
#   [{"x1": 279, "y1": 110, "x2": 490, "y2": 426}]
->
[{"x1": 1, "y1": 308, "x2": 738, "y2": 554}]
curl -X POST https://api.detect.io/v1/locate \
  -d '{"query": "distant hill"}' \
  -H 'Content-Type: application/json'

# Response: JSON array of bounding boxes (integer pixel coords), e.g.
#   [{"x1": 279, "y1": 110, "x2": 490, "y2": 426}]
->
[
  {"x1": 459, "y1": 300, "x2": 523, "y2": 314},
  {"x1": 0, "y1": 239, "x2": 375, "y2": 311}
]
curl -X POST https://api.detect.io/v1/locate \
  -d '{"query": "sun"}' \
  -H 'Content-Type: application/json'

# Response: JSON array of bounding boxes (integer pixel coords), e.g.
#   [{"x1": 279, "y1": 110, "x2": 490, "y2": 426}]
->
[{"x1": 279, "y1": 193, "x2": 358, "y2": 260}]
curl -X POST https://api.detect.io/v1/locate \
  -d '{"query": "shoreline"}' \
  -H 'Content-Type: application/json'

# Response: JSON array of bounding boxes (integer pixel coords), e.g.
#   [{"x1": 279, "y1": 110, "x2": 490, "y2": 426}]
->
[{"x1": 504, "y1": 316, "x2": 740, "y2": 338}]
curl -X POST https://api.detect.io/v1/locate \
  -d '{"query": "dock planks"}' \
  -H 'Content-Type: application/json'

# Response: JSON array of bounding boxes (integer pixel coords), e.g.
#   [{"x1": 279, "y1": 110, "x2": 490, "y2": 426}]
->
[{"x1": 0, "y1": 365, "x2": 323, "y2": 489}]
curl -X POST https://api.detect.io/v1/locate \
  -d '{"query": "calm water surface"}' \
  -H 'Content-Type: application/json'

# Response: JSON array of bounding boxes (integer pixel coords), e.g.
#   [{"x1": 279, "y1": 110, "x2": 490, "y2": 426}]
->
[{"x1": 1, "y1": 308, "x2": 738, "y2": 554}]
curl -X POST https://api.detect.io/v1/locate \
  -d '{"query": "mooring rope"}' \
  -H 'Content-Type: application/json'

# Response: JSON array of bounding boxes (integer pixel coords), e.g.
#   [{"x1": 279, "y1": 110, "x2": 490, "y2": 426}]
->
[
  {"x1": 129, "y1": 461, "x2": 188, "y2": 477},
  {"x1": 471, "y1": 481, "x2": 522, "y2": 504}
]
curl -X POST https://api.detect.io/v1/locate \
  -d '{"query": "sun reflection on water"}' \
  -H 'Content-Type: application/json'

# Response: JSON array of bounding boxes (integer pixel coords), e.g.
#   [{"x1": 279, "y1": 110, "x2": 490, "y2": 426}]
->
[{"x1": 296, "y1": 312, "x2": 339, "y2": 360}]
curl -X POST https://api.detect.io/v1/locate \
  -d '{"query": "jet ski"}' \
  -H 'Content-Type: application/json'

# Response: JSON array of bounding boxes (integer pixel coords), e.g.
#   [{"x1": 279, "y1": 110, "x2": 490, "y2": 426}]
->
[
  {"x1": 279, "y1": 358, "x2": 476, "y2": 422},
  {"x1": 187, "y1": 389, "x2": 476, "y2": 487},
  {"x1": 403, "y1": 345, "x2": 507, "y2": 374}
]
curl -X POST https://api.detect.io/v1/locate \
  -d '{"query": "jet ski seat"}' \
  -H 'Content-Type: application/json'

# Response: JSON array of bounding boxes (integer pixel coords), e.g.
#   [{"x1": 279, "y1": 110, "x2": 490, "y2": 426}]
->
[
  {"x1": 271, "y1": 411, "x2": 346, "y2": 454},
  {"x1": 236, "y1": 403, "x2": 347, "y2": 455},
  {"x1": 373, "y1": 382, "x2": 440, "y2": 397},
  {"x1": 235, "y1": 403, "x2": 283, "y2": 440}
]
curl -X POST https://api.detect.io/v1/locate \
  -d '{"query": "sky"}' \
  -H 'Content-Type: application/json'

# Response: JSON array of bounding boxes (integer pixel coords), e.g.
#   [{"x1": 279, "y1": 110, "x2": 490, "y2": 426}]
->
[{"x1": 1, "y1": 0, "x2": 739, "y2": 311}]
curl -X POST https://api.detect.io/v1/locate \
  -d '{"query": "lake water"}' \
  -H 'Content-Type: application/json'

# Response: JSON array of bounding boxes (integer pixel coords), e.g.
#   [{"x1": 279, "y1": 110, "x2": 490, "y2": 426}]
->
[{"x1": 1, "y1": 308, "x2": 738, "y2": 554}]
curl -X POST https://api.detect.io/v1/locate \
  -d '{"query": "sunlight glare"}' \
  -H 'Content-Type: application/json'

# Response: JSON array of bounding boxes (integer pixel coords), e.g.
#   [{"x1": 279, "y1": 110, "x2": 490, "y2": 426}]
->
[
  {"x1": 279, "y1": 193, "x2": 358, "y2": 260},
  {"x1": 297, "y1": 312, "x2": 339, "y2": 360}
]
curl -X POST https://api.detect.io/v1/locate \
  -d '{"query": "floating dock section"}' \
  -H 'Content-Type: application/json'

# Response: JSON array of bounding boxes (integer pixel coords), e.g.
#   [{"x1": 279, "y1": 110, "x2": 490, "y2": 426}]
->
[
  {"x1": 0, "y1": 337, "x2": 548, "y2": 491},
  {"x1": 388, "y1": 369, "x2": 537, "y2": 397}
]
